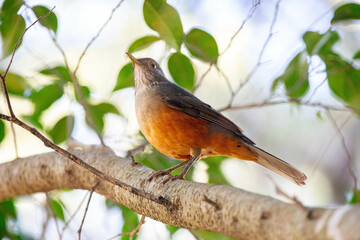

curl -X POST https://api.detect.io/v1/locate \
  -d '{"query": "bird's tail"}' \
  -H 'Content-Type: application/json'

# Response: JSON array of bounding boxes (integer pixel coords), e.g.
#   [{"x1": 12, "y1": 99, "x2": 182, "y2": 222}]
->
[{"x1": 249, "y1": 145, "x2": 307, "y2": 185}]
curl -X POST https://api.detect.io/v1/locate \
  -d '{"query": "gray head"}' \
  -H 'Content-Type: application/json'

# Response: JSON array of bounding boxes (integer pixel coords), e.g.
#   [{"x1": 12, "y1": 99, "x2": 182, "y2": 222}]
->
[{"x1": 126, "y1": 52, "x2": 167, "y2": 89}]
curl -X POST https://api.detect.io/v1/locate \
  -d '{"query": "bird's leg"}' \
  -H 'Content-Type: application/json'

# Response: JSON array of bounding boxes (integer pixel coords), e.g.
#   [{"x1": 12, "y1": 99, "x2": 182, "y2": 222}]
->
[
  {"x1": 147, "y1": 160, "x2": 189, "y2": 181},
  {"x1": 149, "y1": 148, "x2": 201, "y2": 184}
]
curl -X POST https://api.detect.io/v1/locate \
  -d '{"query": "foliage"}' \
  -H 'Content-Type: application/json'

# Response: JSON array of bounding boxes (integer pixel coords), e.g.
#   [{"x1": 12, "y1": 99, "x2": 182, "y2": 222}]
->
[
  {"x1": 272, "y1": 3, "x2": 360, "y2": 112},
  {"x1": 0, "y1": 199, "x2": 33, "y2": 239},
  {"x1": 0, "y1": 0, "x2": 359, "y2": 239},
  {"x1": 113, "y1": 0, "x2": 219, "y2": 92}
]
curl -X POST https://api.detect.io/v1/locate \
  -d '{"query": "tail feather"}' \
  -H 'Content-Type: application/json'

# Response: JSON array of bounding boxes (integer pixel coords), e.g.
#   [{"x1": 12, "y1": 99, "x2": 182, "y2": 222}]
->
[{"x1": 249, "y1": 145, "x2": 307, "y2": 185}]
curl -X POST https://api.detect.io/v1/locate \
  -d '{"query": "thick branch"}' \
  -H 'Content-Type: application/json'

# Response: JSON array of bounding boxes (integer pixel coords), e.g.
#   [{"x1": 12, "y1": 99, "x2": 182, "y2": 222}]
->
[{"x1": 0, "y1": 148, "x2": 359, "y2": 239}]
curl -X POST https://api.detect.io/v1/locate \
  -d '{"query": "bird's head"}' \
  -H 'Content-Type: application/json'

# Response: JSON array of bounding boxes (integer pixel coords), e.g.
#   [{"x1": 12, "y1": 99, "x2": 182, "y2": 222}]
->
[{"x1": 126, "y1": 52, "x2": 166, "y2": 89}]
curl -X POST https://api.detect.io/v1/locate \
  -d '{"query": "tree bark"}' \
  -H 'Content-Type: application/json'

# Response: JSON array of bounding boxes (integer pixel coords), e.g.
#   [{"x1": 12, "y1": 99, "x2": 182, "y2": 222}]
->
[{"x1": 0, "y1": 147, "x2": 359, "y2": 240}]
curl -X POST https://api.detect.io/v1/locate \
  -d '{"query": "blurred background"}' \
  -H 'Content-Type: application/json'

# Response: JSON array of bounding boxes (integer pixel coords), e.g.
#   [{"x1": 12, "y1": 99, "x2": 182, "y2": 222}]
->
[{"x1": 0, "y1": 0, "x2": 359, "y2": 239}]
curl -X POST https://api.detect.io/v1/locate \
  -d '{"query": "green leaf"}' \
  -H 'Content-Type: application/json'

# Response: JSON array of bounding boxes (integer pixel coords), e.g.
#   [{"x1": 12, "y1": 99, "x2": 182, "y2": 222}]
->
[
  {"x1": 326, "y1": 55, "x2": 360, "y2": 110},
  {"x1": 128, "y1": 35, "x2": 160, "y2": 53},
  {"x1": 0, "y1": 0, "x2": 23, "y2": 20},
  {"x1": 346, "y1": 189, "x2": 360, "y2": 204},
  {"x1": 39, "y1": 65, "x2": 72, "y2": 83},
  {"x1": 205, "y1": 156, "x2": 230, "y2": 185},
  {"x1": 143, "y1": 0, "x2": 184, "y2": 51},
  {"x1": 21, "y1": 114, "x2": 44, "y2": 129},
  {"x1": 48, "y1": 115, "x2": 74, "y2": 144},
  {"x1": 86, "y1": 102, "x2": 120, "y2": 133},
  {"x1": 0, "y1": 120, "x2": 5, "y2": 143},
  {"x1": 0, "y1": 214, "x2": 6, "y2": 238},
  {"x1": 0, "y1": 199, "x2": 17, "y2": 220},
  {"x1": 120, "y1": 205, "x2": 139, "y2": 240},
  {"x1": 31, "y1": 83, "x2": 64, "y2": 117},
  {"x1": 0, "y1": 13, "x2": 25, "y2": 58},
  {"x1": 166, "y1": 225, "x2": 179, "y2": 236},
  {"x1": 32, "y1": 5, "x2": 58, "y2": 34},
  {"x1": 2, "y1": 71, "x2": 30, "y2": 96},
  {"x1": 303, "y1": 31, "x2": 339, "y2": 56},
  {"x1": 274, "y1": 51, "x2": 309, "y2": 99},
  {"x1": 50, "y1": 199, "x2": 65, "y2": 222},
  {"x1": 332, "y1": 3, "x2": 360, "y2": 23},
  {"x1": 168, "y1": 53, "x2": 195, "y2": 91},
  {"x1": 113, "y1": 63, "x2": 134, "y2": 91},
  {"x1": 184, "y1": 28, "x2": 219, "y2": 63},
  {"x1": 353, "y1": 50, "x2": 360, "y2": 60}
]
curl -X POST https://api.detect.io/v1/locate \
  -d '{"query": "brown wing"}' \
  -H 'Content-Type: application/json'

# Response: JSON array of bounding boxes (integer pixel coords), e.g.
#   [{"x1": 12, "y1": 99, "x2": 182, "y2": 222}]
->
[{"x1": 156, "y1": 82, "x2": 254, "y2": 145}]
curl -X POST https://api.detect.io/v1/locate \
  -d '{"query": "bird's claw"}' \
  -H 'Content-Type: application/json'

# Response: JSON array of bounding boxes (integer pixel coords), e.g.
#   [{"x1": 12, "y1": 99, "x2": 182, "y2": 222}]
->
[
  {"x1": 160, "y1": 174, "x2": 184, "y2": 184},
  {"x1": 148, "y1": 170, "x2": 184, "y2": 183}
]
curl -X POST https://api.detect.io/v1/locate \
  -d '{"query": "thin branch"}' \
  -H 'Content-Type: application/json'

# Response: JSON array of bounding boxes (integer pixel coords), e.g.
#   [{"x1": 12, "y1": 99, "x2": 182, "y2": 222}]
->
[
  {"x1": 107, "y1": 215, "x2": 146, "y2": 240},
  {"x1": 215, "y1": 65, "x2": 233, "y2": 94},
  {"x1": 73, "y1": 0, "x2": 125, "y2": 76},
  {"x1": 220, "y1": 0, "x2": 261, "y2": 56},
  {"x1": 78, "y1": 182, "x2": 99, "y2": 240},
  {"x1": 10, "y1": 122, "x2": 19, "y2": 158},
  {"x1": 49, "y1": 31, "x2": 105, "y2": 145},
  {"x1": 326, "y1": 110, "x2": 358, "y2": 191},
  {"x1": 45, "y1": 193, "x2": 62, "y2": 240},
  {"x1": 268, "y1": 176, "x2": 307, "y2": 213},
  {"x1": 305, "y1": 76, "x2": 327, "y2": 103},
  {"x1": 228, "y1": 0, "x2": 282, "y2": 107},
  {"x1": 61, "y1": 190, "x2": 90, "y2": 234},
  {"x1": 218, "y1": 99, "x2": 353, "y2": 112},
  {"x1": 0, "y1": 113, "x2": 170, "y2": 206},
  {"x1": 47, "y1": 27, "x2": 105, "y2": 146},
  {"x1": 193, "y1": 63, "x2": 213, "y2": 92},
  {"x1": 40, "y1": 210, "x2": 51, "y2": 240},
  {"x1": 308, "y1": 113, "x2": 353, "y2": 180},
  {"x1": 3, "y1": 7, "x2": 55, "y2": 79}
]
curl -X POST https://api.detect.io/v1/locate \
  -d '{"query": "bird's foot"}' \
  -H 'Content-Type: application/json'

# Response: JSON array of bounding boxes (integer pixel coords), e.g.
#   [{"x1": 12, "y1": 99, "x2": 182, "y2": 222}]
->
[
  {"x1": 148, "y1": 170, "x2": 185, "y2": 183},
  {"x1": 160, "y1": 174, "x2": 185, "y2": 184},
  {"x1": 148, "y1": 170, "x2": 171, "y2": 182}
]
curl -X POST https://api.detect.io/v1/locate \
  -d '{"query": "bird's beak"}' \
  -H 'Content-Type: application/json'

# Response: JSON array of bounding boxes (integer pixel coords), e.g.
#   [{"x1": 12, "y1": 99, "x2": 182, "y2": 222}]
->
[{"x1": 126, "y1": 52, "x2": 140, "y2": 65}]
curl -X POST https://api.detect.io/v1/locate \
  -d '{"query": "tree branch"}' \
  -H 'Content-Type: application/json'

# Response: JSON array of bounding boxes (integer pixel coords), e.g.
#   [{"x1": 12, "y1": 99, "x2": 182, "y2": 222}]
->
[{"x1": 1, "y1": 148, "x2": 359, "y2": 240}]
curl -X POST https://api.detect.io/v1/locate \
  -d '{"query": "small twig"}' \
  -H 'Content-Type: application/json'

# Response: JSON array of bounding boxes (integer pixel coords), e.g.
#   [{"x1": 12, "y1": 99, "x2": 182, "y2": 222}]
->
[
  {"x1": 48, "y1": 25, "x2": 105, "y2": 146},
  {"x1": 229, "y1": 0, "x2": 282, "y2": 107},
  {"x1": 326, "y1": 110, "x2": 358, "y2": 191},
  {"x1": 3, "y1": 7, "x2": 55, "y2": 79},
  {"x1": 218, "y1": 99, "x2": 353, "y2": 113},
  {"x1": 107, "y1": 215, "x2": 146, "y2": 240},
  {"x1": 40, "y1": 210, "x2": 51, "y2": 240},
  {"x1": 268, "y1": 176, "x2": 307, "y2": 212},
  {"x1": 305, "y1": 76, "x2": 327, "y2": 103},
  {"x1": 215, "y1": 65, "x2": 233, "y2": 94},
  {"x1": 220, "y1": 0, "x2": 261, "y2": 56},
  {"x1": 308, "y1": 113, "x2": 353, "y2": 179},
  {"x1": 61, "y1": 190, "x2": 91, "y2": 234},
  {"x1": 45, "y1": 193, "x2": 62, "y2": 240},
  {"x1": 73, "y1": 0, "x2": 125, "y2": 76},
  {"x1": 10, "y1": 122, "x2": 19, "y2": 158},
  {"x1": 78, "y1": 182, "x2": 99, "y2": 240},
  {"x1": 193, "y1": 63, "x2": 213, "y2": 92},
  {"x1": 0, "y1": 113, "x2": 171, "y2": 207}
]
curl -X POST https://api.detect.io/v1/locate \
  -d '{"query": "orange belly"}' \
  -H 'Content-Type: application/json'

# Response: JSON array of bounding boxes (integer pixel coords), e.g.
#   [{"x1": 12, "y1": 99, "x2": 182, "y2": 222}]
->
[{"x1": 137, "y1": 102, "x2": 257, "y2": 161}]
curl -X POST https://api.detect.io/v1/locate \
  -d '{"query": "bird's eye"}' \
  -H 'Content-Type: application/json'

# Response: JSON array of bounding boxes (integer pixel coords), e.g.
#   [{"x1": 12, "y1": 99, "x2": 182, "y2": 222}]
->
[{"x1": 150, "y1": 63, "x2": 157, "y2": 69}]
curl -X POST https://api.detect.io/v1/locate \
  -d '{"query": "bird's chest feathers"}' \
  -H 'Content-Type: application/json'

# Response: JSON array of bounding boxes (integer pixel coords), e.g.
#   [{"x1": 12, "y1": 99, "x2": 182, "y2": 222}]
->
[{"x1": 135, "y1": 88, "x2": 163, "y2": 138}]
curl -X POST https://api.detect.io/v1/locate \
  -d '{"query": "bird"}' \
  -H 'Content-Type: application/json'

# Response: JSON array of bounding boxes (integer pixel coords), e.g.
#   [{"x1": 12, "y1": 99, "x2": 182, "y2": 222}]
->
[{"x1": 126, "y1": 52, "x2": 307, "y2": 185}]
